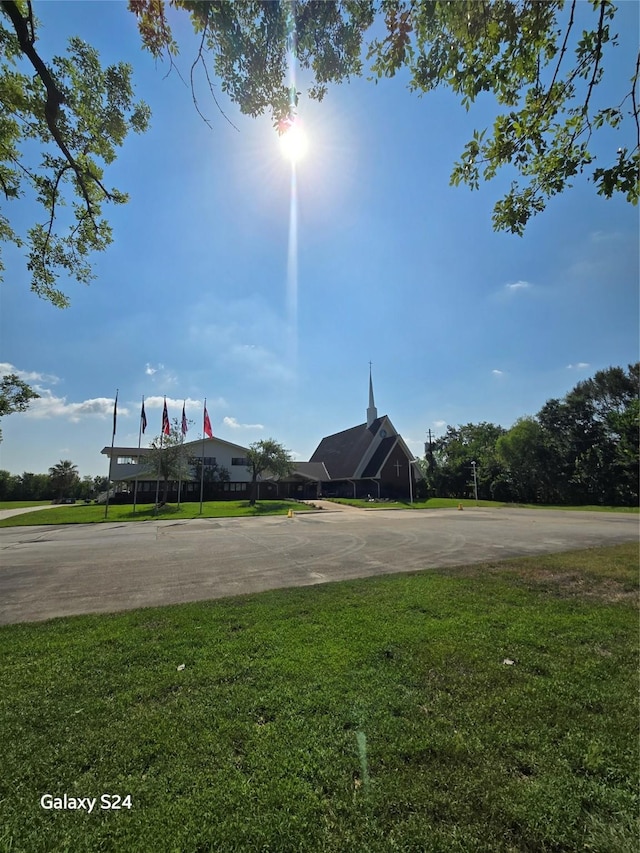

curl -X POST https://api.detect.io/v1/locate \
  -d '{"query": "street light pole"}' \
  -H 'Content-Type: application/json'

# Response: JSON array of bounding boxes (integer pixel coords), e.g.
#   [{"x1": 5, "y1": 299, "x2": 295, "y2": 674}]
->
[
  {"x1": 408, "y1": 459, "x2": 419, "y2": 504},
  {"x1": 471, "y1": 460, "x2": 478, "y2": 506}
]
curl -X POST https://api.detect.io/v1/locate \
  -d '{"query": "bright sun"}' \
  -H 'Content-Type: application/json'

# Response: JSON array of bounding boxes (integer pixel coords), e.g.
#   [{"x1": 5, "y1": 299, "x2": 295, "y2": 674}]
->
[{"x1": 279, "y1": 121, "x2": 308, "y2": 162}]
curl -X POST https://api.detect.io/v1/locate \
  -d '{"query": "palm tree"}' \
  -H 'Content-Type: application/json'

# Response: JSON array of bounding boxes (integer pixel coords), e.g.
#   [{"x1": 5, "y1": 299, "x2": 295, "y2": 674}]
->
[{"x1": 48, "y1": 460, "x2": 79, "y2": 501}]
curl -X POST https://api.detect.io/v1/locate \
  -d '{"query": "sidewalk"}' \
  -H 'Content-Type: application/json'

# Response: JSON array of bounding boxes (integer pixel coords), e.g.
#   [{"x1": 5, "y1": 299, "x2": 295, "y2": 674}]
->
[
  {"x1": 0, "y1": 504, "x2": 64, "y2": 521},
  {"x1": 299, "y1": 500, "x2": 368, "y2": 512}
]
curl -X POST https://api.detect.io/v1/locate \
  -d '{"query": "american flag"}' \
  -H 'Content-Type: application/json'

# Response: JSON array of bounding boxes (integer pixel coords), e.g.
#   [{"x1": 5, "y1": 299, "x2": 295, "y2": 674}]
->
[{"x1": 162, "y1": 398, "x2": 170, "y2": 435}]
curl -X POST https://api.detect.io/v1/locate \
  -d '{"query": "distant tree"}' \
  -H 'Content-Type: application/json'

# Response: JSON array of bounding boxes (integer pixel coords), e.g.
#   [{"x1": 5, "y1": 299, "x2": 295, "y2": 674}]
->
[
  {"x1": 0, "y1": 373, "x2": 39, "y2": 441},
  {"x1": 48, "y1": 459, "x2": 79, "y2": 501},
  {"x1": 496, "y1": 417, "x2": 556, "y2": 503},
  {"x1": 145, "y1": 418, "x2": 192, "y2": 503},
  {"x1": 92, "y1": 474, "x2": 109, "y2": 495},
  {"x1": 0, "y1": 469, "x2": 18, "y2": 500},
  {"x1": 246, "y1": 438, "x2": 294, "y2": 506},
  {"x1": 432, "y1": 422, "x2": 507, "y2": 500},
  {"x1": 76, "y1": 474, "x2": 96, "y2": 501},
  {"x1": 538, "y1": 362, "x2": 639, "y2": 505},
  {"x1": 190, "y1": 457, "x2": 230, "y2": 485},
  {"x1": 15, "y1": 471, "x2": 52, "y2": 500}
]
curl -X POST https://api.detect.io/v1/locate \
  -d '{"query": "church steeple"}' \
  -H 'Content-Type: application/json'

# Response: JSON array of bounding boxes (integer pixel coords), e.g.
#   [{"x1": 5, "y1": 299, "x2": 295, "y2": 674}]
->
[{"x1": 367, "y1": 362, "x2": 378, "y2": 427}]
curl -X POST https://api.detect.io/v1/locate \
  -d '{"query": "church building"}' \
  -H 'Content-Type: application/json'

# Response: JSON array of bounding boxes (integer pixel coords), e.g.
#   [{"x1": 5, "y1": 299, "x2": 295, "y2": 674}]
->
[
  {"x1": 101, "y1": 370, "x2": 420, "y2": 502},
  {"x1": 282, "y1": 369, "x2": 420, "y2": 500}
]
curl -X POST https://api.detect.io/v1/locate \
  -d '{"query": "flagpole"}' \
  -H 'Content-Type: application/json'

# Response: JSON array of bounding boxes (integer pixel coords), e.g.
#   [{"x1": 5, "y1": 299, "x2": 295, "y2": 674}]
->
[
  {"x1": 199, "y1": 398, "x2": 206, "y2": 514},
  {"x1": 177, "y1": 400, "x2": 186, "y2": 509},
  {"x1": 104, "y1": 389, "x2": 118, "y2": 520},
  {"x1": 154, "y1": 397, "x2": 168, "y2": 514},
  {"x1": 133, "y1": 395, "x2": 144, "y2": 515},
  {"x1": 153, "y1": 430, "x2": 162, "y2": 514}
]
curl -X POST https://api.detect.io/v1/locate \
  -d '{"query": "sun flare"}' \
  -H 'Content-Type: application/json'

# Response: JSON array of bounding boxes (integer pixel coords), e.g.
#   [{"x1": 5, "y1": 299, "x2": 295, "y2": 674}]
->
[{"x1": 279, "y1": 120, "x2": 308, "y2": 162}]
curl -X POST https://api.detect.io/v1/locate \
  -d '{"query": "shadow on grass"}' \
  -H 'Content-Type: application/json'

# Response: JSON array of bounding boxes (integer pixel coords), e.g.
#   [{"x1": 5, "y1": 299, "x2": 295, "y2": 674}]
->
[{"x1": 117, "y1": 501, "x2": 298, "y2": 521}]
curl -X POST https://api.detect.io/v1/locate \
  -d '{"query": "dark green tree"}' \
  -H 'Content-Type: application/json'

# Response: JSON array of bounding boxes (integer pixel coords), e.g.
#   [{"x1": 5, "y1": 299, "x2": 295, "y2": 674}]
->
[
  {"x1": 432, "y1": 422, "x2": 507, "y2": 500},
  {"x1": 246, "y1": 438, "x2": 294, "y2": 506},
  {"x1": 538, "y1": 363, "x2": 639, "y2": 505},
  {"x1": 0, "y1": 469, "x2": 19, "y2": 500},
  {"x1": 48, "y1": 459, "x2": 79, "y2": 501},
  {"x1": 496, "y1": 417, "x2": 557, "y2": 503},
  {"x1": 0, "y1": 373, "x2": 39, "y2": 441}
]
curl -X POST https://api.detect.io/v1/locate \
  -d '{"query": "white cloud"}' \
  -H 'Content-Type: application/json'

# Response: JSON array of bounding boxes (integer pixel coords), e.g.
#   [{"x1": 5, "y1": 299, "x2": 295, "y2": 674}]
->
[
  {"x1": 25, "y1": 390, "x2": 126, "y2": 423},
  {"x1": 227, "y1": 343, "x2": 295, "y2": 383},
  {"x1": 566, "y1": 362, "x2": 590, "y2": 370},
  {"x1": 492, "y1": 369, "x2": 505, "y2": 376},
  {"x1": 432, "y1": 420, "x2": 447, "y2": 429},
  {"x1": 0, "y1": 362, "x2": 59, "y2": 385},
  {"x1": 143, "y1": 362, "x2": 178, "y2": 386},
  {"x1": 505, "y1": 280, "x2": 532, "y2": 292},
  {"x1": 187, "y1": 295, "x2": 295, "y2": 385},
  {"x1": 590, "y1": 230, "x2": 622, "y2": 243},
  {"x1": 143, "y1": 396, "x2": 203, "y2": 410},
  {"x1": 223, "y1": 416, "x2": 264, "y2": 430}
]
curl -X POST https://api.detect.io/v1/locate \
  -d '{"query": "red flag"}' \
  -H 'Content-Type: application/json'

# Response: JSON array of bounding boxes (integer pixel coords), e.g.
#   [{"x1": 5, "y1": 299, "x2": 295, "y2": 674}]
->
[
  {"x1": 141, "y1": 401, "x2": 147, "y2": 434},
  {"x1": 203, "y1": 405, "x2": 213, "y2": 438},
  {"x1": 162, "y1": 398, "x2": 170, "y2": 435},
  {"x1": 181, "y1": 403, "x2": 188, "y2": 436}
]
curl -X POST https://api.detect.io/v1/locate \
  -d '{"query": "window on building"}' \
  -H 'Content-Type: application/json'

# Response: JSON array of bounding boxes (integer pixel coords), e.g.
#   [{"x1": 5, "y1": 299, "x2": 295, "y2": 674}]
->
[
  {"x1": 231, "y1": 457, "x2": 248, "y2": 466},
  {"x1": 117, "y1": 456, "x2": 138, "y2": 465}
]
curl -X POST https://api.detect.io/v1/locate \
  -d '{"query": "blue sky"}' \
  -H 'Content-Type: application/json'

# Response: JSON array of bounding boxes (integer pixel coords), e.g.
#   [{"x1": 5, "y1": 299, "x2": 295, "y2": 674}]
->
[{"x1": 1, "y1": 1, "x2": 638, "y2": 478}]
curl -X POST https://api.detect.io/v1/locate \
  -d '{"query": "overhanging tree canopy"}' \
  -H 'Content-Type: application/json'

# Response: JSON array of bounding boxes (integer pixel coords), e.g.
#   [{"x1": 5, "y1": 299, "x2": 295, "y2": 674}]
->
[{"x1": 1, "y1": 0, "x2": 638, "y2": 305}]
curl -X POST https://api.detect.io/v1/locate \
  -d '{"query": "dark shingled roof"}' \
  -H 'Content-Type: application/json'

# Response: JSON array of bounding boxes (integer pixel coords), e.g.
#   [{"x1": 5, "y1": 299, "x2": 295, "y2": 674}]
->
[
  {"x1": 291, "y1": 462, "x2": 330, "y2": 481},
  {"x1": 361, "y1": 436, "x2": 397, "y2": 478},
  {"x1": 309, "y1": 417, "x2": 384, "y2": 479}
]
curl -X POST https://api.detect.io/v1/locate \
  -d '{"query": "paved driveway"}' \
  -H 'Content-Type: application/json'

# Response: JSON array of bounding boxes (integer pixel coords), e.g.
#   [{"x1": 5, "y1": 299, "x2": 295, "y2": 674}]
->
[{"x1": 0, "y1": 507, "x2": 636, "y2": 624}]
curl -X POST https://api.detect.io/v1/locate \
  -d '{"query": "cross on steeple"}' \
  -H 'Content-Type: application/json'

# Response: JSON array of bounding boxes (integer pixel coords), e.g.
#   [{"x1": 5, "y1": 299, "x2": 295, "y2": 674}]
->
[{"x1": 394, "y1": 460, "x2": 401, "y2": 476}]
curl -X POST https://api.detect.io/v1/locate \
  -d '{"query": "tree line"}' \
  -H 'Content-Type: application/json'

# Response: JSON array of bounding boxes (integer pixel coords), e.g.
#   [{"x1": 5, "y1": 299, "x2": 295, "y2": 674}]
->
[
  {"x1": 423, "y1": 364, "x2": 639, "y2": 507},
  {"x1": 0, "y1": 461, "x2": 107, "y2": 502}
]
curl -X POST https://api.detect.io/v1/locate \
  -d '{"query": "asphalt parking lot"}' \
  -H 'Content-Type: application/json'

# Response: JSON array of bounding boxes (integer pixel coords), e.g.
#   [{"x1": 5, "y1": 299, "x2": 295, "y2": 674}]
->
[{"x1": 0, "y1": 507, "x2": 637, "y2": 624}]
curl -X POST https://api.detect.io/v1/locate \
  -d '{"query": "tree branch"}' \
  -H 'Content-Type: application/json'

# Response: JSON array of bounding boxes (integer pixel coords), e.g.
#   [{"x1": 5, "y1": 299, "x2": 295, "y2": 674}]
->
[
  {"x1": 1, "y1": 0, "x2": 110, "y2": 232},
  {"x1": 583, "y1": 1, "x2": 607, "y2": 118}
]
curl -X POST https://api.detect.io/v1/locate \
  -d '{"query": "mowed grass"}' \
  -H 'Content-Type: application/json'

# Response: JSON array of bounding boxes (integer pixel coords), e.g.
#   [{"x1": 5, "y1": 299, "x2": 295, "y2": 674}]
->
[
  {"x1": 0, "y1": 500, "x2": 312, "y2": 527},
  {"x1": 0, "y1": 500, "x2": 53, "y2": 509},
  {"x1": 0, "y1": 544, "x2": 637, "y2": 853},
  {"x1": 328, "y1": 497, "x2": 640, "y2": 512}
]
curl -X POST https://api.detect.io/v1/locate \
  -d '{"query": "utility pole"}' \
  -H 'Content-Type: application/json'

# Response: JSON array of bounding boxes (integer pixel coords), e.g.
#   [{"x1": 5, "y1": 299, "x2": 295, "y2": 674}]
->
[{"x1": 471, "y1": 460, "x2": 478, "y2": 506}]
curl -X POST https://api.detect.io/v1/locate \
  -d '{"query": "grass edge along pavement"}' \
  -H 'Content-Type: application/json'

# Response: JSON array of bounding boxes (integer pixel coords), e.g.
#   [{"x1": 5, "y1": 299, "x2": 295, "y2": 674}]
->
[
  {"x1": 0, "y1": 497, "x2": 637, "y2": 527},
  {"x1": 0, "y1": 499, "x2": 313, "y2": 526},
  {"x1": 327, "y1": 497, "x2": 640, "y2": 512},
  {"x1": 0, "y1": 543, "x2": 637, "y2": 853}
]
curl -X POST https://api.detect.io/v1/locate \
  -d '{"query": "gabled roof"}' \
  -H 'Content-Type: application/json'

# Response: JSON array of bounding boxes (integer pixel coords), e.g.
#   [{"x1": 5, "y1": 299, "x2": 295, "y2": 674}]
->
[
  {"x1": 290, "y1": 462, "x2": 331, "y2": 481},
  {"x1": 361, "y1": 435, "x2": 398, "y2": 478},
  {"x1": 101, "y1": 435, "x2": 250, "y2": 457},
  {"x1": 309, "y1": 417, "x2": 383, "y2": 479}
]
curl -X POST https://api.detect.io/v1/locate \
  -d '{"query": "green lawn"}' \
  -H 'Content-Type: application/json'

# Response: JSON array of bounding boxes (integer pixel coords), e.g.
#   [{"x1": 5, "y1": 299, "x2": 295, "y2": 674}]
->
[
  {"x1": 0, "y1": 500, "x2": 312, "y2": 527},
  {"x1": 327, "y1": 497, "x2": 640, "y2": 512},
  {"x1": 0, "y1": 544, "x2": 637, "y2": 853},
  {"x1": 0, "y1": 500, "x2": 53, "y2": 509}
]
